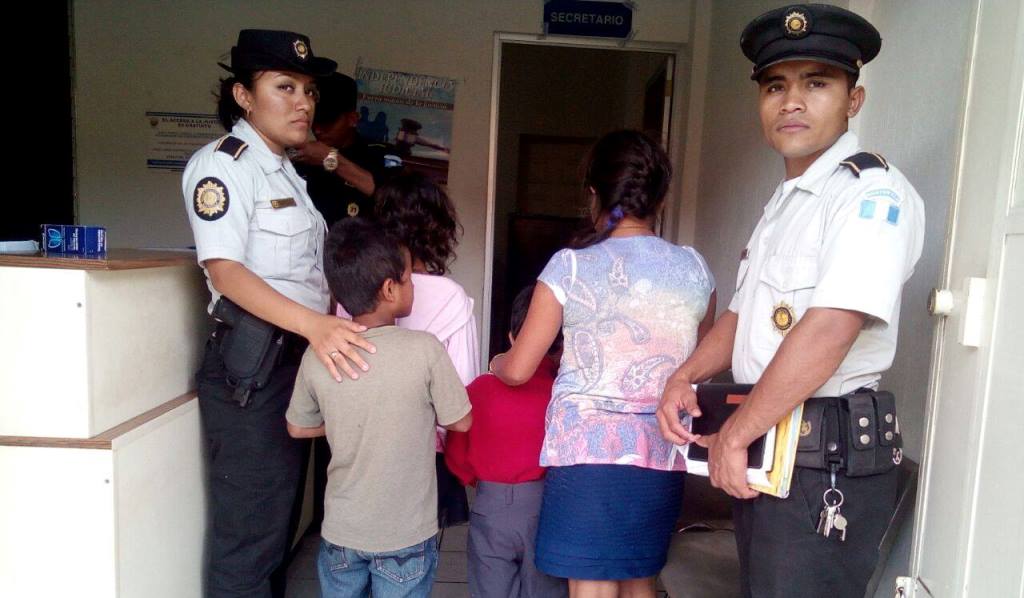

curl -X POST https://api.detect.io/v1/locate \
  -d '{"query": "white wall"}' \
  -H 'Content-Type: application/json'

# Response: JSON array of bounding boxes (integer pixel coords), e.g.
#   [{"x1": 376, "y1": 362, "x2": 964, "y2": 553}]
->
[{"x1": 72, "y1": 0, "x2": 693, "y2": 334}]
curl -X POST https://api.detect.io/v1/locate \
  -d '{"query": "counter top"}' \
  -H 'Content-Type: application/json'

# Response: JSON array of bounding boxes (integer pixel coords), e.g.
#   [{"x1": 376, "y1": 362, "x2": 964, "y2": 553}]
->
[{"x1": 0, "y1": 249, "x2": 196, "y2": 271}]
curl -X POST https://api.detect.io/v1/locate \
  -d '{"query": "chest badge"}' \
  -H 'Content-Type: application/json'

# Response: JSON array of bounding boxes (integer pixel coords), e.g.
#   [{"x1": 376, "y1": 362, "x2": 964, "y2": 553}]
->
[
  {"x1": 772, "y1": 302, "x2": 796, "y2": 335},
  {"x1": 193, "y1": 177, "x2": 229, "y2": 221},
  {"x1": 799, "y1": 419, "x2": 812, "y2": 438},
  {"x1": 347, "y1": 202, "x2": 360, "y2": 217}
]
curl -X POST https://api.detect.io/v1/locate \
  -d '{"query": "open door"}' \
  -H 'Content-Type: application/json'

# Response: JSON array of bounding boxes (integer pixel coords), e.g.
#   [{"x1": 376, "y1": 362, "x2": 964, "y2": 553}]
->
[{"x1": 903, "y1": 1, "x2": 1024, "y2": 595}]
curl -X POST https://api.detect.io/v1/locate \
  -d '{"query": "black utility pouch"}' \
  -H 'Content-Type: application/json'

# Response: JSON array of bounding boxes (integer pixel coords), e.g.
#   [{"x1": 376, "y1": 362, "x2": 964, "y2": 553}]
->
[
  {"x1": 212, "y1": 297, "x2": 285, "y2": 406},
  {"x1": 796, "y1": 397, "x2": 828, "y2": 470},
  {"x1": 843, "y1": 391, "x2": 901, "y2": 477}
]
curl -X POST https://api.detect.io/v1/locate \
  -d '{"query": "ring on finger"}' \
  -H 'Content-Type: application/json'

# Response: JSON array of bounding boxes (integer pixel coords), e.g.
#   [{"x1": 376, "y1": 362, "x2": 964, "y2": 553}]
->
[{"x1": 329, "y1": 350, "x2": 339, "y2": 359}]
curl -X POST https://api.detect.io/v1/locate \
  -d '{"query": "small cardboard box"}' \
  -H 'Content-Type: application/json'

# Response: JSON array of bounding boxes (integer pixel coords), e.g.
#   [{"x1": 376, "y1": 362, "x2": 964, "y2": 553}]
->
[{"x1": 41, "y1": 224, "x2": 107, "y2": 255}]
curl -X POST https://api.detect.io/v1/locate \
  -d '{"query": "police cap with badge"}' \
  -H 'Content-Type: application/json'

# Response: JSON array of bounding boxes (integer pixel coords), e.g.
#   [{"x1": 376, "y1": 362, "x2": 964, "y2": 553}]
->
[
  {"x1": 742, "y1": 5, "x2": 888, "y2": 178},
  {"x1": 740, "y1": 4, "x2": 881, "y2": 81},
  {"x1": 219, "y1": 29, "x2": 337, "y2": 77}
]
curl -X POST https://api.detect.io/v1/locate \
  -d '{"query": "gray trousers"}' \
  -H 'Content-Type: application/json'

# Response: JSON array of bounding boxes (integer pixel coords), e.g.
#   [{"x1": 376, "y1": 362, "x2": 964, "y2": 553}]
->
[{"x1": 468, "y1": 480, "x2": 568, "y2": 598}]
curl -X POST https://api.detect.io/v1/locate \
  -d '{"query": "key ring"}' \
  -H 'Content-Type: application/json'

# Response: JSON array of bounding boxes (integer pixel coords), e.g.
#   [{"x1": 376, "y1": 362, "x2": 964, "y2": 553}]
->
[{"x1": 822, "y1": 487, "x2": 844, "y2": 508}]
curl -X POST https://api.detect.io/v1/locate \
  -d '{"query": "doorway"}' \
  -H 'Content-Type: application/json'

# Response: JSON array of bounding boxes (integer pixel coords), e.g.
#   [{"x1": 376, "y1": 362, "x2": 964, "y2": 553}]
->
[{"x1": 484, "y1": 39, "x2": 679, "y2": 359}]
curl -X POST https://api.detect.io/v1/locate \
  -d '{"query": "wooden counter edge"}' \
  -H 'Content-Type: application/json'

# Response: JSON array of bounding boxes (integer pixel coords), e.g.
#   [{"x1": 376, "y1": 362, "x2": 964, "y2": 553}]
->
[
  {"x1": 0, "y1": 391, "x2": 198, "y2": 450},
  {"x1": 0, "y1": 249, "x2": 197, "y2": 271}
]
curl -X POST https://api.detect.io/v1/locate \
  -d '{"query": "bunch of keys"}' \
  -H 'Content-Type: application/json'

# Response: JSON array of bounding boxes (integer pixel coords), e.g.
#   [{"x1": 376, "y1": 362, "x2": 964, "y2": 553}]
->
[{"x1": 817, "y1": 477, "x2": 848, "y2": 542}]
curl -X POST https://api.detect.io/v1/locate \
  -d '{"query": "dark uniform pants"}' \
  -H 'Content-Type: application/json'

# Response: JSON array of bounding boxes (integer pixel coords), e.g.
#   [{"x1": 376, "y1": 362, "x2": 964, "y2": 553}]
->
[
  {"x1": 468, "y1": 480, "x2": 568, "y2": 598},
  {"x1": 733, "y1": 466, "x2": 898, "y2": 598},
  {"x1": 196, "y1": 336, "x2": 308, "y2": 598}
]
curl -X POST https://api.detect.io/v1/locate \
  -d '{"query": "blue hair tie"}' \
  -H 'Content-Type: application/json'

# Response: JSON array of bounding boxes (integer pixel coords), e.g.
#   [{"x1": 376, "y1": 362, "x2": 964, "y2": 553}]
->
[{"x1": 606, "y1": 205, "x2": 625, "y2": 230}]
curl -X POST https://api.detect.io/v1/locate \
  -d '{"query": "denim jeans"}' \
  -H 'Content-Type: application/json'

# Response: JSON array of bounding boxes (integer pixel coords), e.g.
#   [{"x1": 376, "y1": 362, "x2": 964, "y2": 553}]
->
[{"x1": 317, "y1": 536, "x2": 438, "y2": 598}]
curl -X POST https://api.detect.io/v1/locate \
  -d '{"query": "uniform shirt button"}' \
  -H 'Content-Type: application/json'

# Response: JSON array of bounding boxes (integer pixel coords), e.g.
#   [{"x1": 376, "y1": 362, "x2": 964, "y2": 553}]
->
[
  {"x1": 885, "y1": 414, "x2": 894, "y2": 423},
  {"x1": 859, "y1": 434, "x2": 871, "y2": 445},
  {"x1": 885, "y1": 431, "x2": 894, "y2": 441},
  {"x1": 827, "y1": 442, "x2": 839, "y2": 452},
  {"x1": 858, "y1": 417, "x2": 870, "y2": 428}
]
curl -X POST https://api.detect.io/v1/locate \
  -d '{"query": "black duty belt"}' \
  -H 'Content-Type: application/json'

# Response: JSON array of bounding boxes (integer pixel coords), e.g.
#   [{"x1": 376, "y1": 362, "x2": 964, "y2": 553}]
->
[{"x1": 796, "y1": 390, "x2": 902, "y2": 477}]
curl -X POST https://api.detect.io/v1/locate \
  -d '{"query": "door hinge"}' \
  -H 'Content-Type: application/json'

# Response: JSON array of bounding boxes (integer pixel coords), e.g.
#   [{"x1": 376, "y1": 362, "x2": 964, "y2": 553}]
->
[{"x1": 895, "y1": 576, "x2": 916, "y2": 598}]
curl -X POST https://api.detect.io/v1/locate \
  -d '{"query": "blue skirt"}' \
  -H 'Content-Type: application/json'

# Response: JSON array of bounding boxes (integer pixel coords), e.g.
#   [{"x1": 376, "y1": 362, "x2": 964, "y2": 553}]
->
[{"x1": 535, "y1": 464, "x2": 685, "y2": 580}]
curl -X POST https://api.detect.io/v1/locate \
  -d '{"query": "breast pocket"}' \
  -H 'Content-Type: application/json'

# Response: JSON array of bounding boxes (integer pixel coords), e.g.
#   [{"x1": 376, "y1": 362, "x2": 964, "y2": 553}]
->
[
  {"x1": 250, "y1": 204, "x2": 312, "y2": 280},
  {"x1": 759, "y1": 255, "x2": 818, "y2": 334}
]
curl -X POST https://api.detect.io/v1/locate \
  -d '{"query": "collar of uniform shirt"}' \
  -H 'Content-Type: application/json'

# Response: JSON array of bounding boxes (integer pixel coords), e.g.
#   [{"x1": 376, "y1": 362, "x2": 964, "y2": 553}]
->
[
  {"x1": 231, "y1": 118, "x2": 288, "y2": 174},
  {"x1": 792, "y1": 131, "x2": 860, "y2": 197}
]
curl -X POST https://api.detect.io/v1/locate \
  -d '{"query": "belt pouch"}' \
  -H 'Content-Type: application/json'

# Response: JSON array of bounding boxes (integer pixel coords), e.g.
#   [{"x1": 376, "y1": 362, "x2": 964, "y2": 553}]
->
[
  {"x1": 213, "y1": 298, "x2": 284, "y2": 395},
  {"x1": 844, "y1": 392, "x2": 899, "y2": 477},
  {"x1": 795, "y1": 397, "x2": 827, "y2": 470}
]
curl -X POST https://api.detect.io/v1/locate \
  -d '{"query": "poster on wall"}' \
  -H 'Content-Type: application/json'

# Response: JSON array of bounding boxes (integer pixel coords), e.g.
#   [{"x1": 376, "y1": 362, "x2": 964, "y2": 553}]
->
[
  {"x1": 354, "y1": 63, "x2": 456, "y2": 185},
  {"x1": 145, "y1": 112, "x2": 222, "y2": 171}
]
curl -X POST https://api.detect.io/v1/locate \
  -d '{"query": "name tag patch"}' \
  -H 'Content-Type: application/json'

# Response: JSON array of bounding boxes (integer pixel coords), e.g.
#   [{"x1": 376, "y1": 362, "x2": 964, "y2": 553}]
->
[{"x1": 270, "y1": 198, "x2": 296, "y2": 209}]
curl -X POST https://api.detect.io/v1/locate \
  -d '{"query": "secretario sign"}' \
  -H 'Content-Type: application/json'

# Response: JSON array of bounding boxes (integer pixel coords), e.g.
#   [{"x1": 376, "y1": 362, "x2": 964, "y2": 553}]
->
[{"x1": 543, "y1": 0, "x2": 635, "y2": 39}]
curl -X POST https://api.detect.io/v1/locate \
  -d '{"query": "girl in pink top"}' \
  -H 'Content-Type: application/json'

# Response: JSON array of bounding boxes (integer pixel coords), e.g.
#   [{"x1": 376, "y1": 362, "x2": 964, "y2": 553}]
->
[{"x1": 376, "y1": 173, "x2": 479, "y2": 527}]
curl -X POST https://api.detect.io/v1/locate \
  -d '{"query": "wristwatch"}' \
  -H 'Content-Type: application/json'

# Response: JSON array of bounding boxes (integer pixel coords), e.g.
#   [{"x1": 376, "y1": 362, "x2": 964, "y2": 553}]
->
[{"x1": 322, "y1": 148, "x2": 339, "y2": 172}]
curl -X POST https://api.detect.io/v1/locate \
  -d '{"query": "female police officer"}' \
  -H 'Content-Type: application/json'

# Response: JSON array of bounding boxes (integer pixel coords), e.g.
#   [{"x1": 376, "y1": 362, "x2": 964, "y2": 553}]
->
[{"x1": 182, "y1": 29, "x2": 374, "y2": 597}]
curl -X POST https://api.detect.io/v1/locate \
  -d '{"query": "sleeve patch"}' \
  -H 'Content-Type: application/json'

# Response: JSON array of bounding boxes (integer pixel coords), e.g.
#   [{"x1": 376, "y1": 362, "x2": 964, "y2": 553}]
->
[
  {"x1": 886, "y1": 205, "x2": 900, "y2": 225},
  {"x1": 867, "y1": 188, "x2": 901, "y2": 204},
  {"x1": 859, "y1": 199, "x2": 877, "y2": 219},
  {"x1": 193, "y1": 177, "x2": 230, "y2": 221}
]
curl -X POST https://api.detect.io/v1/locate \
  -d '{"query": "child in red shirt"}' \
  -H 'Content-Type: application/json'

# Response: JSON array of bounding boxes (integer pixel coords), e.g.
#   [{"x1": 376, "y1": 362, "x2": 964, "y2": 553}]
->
[{"x1": 445, "y1": 285, "x2": 567, "y2": 598}]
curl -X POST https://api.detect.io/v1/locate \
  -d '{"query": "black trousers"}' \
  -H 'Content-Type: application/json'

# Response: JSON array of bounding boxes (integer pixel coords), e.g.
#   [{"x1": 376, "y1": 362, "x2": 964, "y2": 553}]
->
[
  {"x1": 733, "y1": 466, "x2": 898, "y2": 598},
  {"x1": 196, "y1": 335, "x2": 308, "y2": 598}
]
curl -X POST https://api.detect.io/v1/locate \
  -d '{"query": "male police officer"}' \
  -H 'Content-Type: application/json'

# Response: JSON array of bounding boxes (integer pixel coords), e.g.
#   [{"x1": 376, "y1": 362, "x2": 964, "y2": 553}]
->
[
  {"x1": 290, "y1": 72, "x2": 397, "y2": 225},
  {"x1": 657, "y1": 5, "x2": 924, "y2": 597}
]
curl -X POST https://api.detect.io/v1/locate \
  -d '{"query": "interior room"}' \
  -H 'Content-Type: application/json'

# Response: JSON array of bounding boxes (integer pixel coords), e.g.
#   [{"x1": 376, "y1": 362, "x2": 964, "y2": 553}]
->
[{"x1": 2, "y1": 1, "x2": 1020, "y2": 597}]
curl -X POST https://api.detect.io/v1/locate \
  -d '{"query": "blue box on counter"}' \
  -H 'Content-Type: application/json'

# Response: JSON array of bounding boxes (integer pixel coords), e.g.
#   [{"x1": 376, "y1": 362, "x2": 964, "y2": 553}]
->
[{"x1": 41, "y1": 224, "x2": 107, "y2": 255}]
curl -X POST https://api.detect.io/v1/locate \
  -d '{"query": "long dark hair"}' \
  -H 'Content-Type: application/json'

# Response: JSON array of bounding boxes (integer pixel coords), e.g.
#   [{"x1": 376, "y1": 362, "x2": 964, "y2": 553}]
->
[
  {"x1": 375, "y1": 173, "x2": 462, "y2": 275},
  {"x1": 214, "y1": 70, "x2": 256, "y2": 131},
  {"x1": 572, "y1": 130, "x2": 672, "y2": 249}
]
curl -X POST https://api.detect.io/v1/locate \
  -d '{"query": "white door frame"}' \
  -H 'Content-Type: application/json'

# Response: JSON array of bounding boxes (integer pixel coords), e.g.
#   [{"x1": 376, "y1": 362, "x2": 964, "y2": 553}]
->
[
  {"x1": 904, "y1": 0, "x2": 1024, "y2": 595},
  {"x1": 480, "y1": 31, "x2": 693, "y2": 366}
]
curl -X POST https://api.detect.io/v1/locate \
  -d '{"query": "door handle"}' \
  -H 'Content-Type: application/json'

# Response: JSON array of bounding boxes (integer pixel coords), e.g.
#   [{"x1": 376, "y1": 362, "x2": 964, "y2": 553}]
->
[{"x1": 927, "y1": 288, "x2": 954, "y2": 317}]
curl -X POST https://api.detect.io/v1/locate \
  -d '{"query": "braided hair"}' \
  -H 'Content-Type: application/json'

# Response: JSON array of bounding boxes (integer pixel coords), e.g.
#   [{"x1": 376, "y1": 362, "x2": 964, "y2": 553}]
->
[{"x1": 572, "y1": 130, "x2": 672, "y2": 249}]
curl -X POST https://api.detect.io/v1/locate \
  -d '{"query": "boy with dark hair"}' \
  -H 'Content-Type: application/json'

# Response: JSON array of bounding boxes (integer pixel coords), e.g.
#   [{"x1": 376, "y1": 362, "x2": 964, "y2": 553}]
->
[
  {"x1": 287, "y1": 218, "x2": 472, "y2": 597},
  {"x1": 445, "y1": 284, "x2": 567, "y2": 598}
]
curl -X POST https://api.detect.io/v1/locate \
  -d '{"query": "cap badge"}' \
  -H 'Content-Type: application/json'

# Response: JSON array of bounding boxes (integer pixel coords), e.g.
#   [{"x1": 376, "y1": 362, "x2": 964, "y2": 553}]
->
[
  {"x1": 293, "y1": 39, "x2": 309, "y2": 61},
  {"x1": 347, "y1": 202, "x2": 360, "y2": 217},
  {"x1": 772, "y1": 302, "x2": 796, "y2": 334},
  {"x1": 784, "y1": 10, "x2": 809, "y2": 38},
  {"x1": 194, "y1": 177, "x2": 229, "y2": 221},
  {"x1": 856, "y1": 59, "x2": 864, "y2": 69},
  {"x1": 800, "y1": 419, "x2": 813, "y2": 437}
]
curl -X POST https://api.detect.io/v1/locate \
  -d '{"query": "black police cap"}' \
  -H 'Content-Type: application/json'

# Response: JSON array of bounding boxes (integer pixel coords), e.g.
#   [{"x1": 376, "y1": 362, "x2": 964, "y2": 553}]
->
[
  {"x1": 219, "y1": 29, "x2": 337, "y2": 78},
  {"x1": 741, "y1": 4, "x2": 881, "y2": 80}
]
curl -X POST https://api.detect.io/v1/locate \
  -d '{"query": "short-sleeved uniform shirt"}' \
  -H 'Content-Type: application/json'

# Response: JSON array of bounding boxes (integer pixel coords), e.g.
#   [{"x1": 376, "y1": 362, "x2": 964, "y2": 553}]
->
[
  {"x1": 538, "y1": 236, "x2": 715, "y2": 470},
  {"x1": 182, "y1": 118, "x2": 330, "y2": 313},
  {"x1": 295, "y1": 134, "x2": 392, "y2": 226},
  {"x1": 285, "y1": 326, "x2": 471, "y2": 552},
  {"x1": 729, "y1": 132, "x2": 925, "y2": 395}
]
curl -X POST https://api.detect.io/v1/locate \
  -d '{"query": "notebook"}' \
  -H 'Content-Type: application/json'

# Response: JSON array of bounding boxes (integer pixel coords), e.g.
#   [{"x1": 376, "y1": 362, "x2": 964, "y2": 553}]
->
[{"x1": 678, "y1": 383, "x2": 803, "y2": 498}]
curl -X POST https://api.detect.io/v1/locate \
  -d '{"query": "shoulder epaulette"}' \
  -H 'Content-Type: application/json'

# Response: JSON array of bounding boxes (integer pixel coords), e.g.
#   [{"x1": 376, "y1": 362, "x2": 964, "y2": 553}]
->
[
  {"x1": 214, "y1": 136, "x2": 248, "y2": 160},
  {"x1": 839, "y1": 152, "x2": 889, "y2": 177}
]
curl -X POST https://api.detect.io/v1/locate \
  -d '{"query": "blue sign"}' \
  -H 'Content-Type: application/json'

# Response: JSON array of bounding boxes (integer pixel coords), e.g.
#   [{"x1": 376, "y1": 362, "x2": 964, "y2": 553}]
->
[{"x1": 544, "y1": 0, "x2": 634, "y2": 39}]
